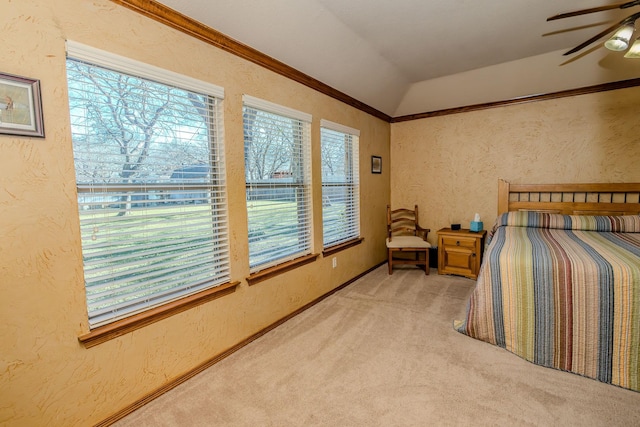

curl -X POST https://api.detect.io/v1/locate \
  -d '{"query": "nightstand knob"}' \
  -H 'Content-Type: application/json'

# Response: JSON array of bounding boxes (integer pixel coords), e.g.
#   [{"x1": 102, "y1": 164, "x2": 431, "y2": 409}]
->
[{"x1": 456, "y1": 241, "x2": 460, "y2": 246}]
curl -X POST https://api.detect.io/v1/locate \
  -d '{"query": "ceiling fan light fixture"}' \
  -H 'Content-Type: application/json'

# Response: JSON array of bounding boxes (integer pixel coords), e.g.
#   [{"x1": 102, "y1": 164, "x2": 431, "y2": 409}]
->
[
  {"x1": 624, "y1": 37, "x2": 640, "y2": 57},
  {"x1": 604, "y1": 24, "x2": 635, "y2": 51}
]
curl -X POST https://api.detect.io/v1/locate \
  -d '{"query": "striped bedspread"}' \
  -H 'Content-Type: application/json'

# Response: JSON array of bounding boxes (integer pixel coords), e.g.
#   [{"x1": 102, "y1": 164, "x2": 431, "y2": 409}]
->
[{"x1": 454, "y1": 212, "x2": 640, "y2": 392}]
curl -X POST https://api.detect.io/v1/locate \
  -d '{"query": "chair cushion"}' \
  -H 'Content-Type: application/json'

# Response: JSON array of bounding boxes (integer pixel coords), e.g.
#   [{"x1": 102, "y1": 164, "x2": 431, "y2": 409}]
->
[{"x1": 386, "y1": 236, "x2": 431, "y2": 249}]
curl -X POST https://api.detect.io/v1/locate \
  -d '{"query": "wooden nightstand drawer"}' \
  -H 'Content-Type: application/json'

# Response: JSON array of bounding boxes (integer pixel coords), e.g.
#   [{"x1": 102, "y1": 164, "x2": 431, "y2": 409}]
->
[
  {"x1": 440, "y1": 236, "x2": 476, "y2": 250},
  {"x1": 437, "y1": 228, "x2": 486, "y2": 279}
]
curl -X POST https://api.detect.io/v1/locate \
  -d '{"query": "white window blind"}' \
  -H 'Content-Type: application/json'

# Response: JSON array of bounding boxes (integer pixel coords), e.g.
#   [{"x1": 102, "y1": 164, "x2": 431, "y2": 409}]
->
[
  {"x1": 242, "y1": 95, "x2": 312, "y2": 272},
  {"x1": 66, "y1": 42, "x2": 229, "y2": 328},
  {"x1": 320, "y1": 120, "x2": 360, "y2": 247}
]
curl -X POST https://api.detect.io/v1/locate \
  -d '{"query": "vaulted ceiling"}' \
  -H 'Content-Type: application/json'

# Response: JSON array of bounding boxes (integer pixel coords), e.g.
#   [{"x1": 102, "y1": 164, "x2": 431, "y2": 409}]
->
[{"x1": 154, "y1": 0, "x2": 640, "y2": 117}]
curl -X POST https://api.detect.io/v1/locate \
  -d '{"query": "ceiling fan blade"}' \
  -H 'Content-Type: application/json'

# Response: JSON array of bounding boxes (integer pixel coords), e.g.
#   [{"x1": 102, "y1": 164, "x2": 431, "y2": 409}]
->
[
  {"x1": 563, "y1": 12, "x2": 640, "y2": 55},
  {"x1": 547, "y1": 1, "x2": 640, "y2": 21}
]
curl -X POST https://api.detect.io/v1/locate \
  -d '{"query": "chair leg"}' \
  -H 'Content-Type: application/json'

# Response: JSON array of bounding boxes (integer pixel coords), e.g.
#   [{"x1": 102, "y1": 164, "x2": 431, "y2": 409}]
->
[
  {"x1": 387, "y1": 248, "x2": 429, "y2": 275},
  {"x1": 425, "y1": 249, "x2": 429, "y2": 275}
]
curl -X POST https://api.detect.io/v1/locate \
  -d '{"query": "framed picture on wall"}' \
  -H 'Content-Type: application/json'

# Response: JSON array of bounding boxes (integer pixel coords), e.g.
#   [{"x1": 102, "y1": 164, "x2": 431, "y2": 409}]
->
[
  {"x1": 371, "y1": 155, "x2": 382, "y2": 174},
  {"x1": 0, "y1": 72, "x2": 45, "y2": 138}
]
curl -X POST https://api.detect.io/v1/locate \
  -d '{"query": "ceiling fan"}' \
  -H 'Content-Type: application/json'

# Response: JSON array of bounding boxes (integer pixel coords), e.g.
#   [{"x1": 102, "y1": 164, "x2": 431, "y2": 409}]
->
[{"x1": 547, "y1": 0, "x2": 640, "y2": 57}]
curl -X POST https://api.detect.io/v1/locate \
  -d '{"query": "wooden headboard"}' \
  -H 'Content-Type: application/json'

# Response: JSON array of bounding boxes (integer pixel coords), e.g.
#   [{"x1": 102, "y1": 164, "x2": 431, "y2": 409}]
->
[{"x1": 498, "y1": 179, "x2": 640, "y2": 216}]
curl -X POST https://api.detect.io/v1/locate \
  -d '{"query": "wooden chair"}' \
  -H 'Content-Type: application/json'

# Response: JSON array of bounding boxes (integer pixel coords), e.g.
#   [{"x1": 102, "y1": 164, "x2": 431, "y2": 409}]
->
[{"x1": 386, "y1": 205, "x2": 431, "y2": 274}]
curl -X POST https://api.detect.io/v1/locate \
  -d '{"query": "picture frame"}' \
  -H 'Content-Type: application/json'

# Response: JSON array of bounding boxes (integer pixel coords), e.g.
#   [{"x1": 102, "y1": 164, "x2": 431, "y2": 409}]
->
[
  {"x1": 0, "y1": 72, "x2": 44, "y2": 138},
  {"x1": 371, "y1": 155, "x2": 382, "y2": 174}
]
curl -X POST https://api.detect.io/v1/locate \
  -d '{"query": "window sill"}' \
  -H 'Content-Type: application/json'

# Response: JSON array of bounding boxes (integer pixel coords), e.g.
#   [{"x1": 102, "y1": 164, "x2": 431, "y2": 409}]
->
[
  {"x1": 78, "y1": 281, "x2": 240, "y2": 348},
  {"x1": 322, "y1": 237, "x2": 364, "y2": 257},
  {"x1": 247, "y1": 253, "x2": 319, "y2": 286}
]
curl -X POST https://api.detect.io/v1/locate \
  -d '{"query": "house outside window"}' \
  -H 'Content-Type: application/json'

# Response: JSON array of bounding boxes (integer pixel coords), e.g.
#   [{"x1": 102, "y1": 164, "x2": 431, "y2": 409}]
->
[
  {"x1": 66, "y1": 41, "x2": 229, "y2": 328},
  {"x1": 242, "y1": 95, "x2": 312, "y2": 272},
  {"x1": 320, "y1": 120, "x2": 360, "y2": 248}
]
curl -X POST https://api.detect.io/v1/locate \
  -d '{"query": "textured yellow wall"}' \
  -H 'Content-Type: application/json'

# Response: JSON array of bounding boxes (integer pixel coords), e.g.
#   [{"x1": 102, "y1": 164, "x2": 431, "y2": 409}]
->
[
  {"x1": 0, "y1": 1, "x2": 390, "y2": 425},
  {"x1": 4, "y1": 1, "x2": 639, "y2": 425},
  {"x1": 391, "y1": 87, "x2": 640, "y2": 245}
]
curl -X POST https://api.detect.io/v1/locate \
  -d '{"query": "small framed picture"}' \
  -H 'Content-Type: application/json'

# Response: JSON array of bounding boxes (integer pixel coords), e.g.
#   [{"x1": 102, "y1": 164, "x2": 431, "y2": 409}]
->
[
  {"x1": 0, "y1": 72, "x2": 44, "y2": 138},
  {"x1": 371, "y1": 155, "x2": 382, "y2": 174}
]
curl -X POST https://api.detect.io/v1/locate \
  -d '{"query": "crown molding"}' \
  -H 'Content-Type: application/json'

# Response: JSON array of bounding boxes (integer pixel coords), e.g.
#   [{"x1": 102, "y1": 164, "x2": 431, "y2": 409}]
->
[
  {"x1": 109, "y1": 0, "x2": 392, "y2": 122},
  {"x1": 391, "y1": 78, "x2": 640, "y2": 122},
  {"x1": 110, "y1": 1, "x2": 640, "y2": 124}
]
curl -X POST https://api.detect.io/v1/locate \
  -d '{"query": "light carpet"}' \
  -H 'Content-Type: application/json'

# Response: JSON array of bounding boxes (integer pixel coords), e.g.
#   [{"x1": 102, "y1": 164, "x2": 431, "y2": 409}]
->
[{"x1": 114, "y1": 265, "x2": 640, "y2": 426}]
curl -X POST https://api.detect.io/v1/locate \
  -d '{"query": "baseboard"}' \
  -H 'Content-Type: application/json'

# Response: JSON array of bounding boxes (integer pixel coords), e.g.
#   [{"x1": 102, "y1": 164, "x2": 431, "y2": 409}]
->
[{"x1": 95, "y1": 261, "x2": 386, "y2": 427}]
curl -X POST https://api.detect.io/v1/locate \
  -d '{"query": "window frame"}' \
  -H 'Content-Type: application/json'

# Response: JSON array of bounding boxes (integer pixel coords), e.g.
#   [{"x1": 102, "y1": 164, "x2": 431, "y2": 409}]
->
[
  {"x1": 320, "y1": 119, "x2": 361, "y2": 250},
  {"x1": 242, "y1": 95, "x2": 314, "y2": 274},
  {"x1": 66, "y1": 41, "x2": 236, "y2": 342}
]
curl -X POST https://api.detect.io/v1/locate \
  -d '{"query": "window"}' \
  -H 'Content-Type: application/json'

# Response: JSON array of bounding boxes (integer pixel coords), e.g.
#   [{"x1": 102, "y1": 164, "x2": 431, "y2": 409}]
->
[
  {"x1": 242, "y1": 95, "x2": 312, "y2": 272},
  {"x1": 66, "y1": 41, "x2": 229, "y2": 328},
  {"x1": 320, "y1": 120, "x2": 360, "y2": 247}
]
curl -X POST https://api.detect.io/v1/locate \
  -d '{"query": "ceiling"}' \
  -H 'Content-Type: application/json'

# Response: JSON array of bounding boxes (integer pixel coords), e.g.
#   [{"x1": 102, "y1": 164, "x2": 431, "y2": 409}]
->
[{"x1": 155, "y1": 0, "x2": 639, "y2": 117}]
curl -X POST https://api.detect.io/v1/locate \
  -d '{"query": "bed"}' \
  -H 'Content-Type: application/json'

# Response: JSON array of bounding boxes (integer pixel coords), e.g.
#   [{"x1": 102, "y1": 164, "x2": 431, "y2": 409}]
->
[{"x1": 454, "y1": 180, "x2": 640, "y2": 392}]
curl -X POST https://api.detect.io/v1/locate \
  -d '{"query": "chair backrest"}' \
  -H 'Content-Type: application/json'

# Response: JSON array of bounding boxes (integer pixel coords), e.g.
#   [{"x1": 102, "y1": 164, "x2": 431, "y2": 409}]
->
[{"x1": 387, "y1": 205, "x2": 422, "y2": 241}]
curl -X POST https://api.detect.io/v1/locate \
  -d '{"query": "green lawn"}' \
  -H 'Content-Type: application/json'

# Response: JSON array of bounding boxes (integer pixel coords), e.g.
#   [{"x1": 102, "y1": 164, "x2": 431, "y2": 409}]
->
[{"x1": 78, "y1": 198, "x2": 350, "y2": 315}]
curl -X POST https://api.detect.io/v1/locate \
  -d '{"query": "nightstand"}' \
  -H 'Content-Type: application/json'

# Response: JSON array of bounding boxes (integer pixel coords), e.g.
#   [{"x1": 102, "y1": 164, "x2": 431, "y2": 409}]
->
[{"x1": 437, "y1": 228, "x2": 487, "y2": 279}]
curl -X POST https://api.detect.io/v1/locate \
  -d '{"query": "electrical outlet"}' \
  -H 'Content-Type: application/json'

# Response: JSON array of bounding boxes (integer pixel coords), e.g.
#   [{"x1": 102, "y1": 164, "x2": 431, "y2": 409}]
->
[{"x1": 332, "y1": 257, "x2": 337, "y2": 268}]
